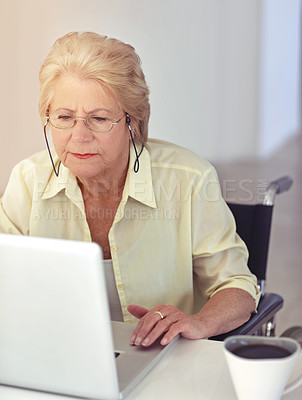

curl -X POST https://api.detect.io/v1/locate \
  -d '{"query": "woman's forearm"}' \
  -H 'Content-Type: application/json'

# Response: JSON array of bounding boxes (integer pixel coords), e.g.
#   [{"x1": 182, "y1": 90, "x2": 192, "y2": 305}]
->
[{"x1": 193, "y1": 288, "x2": 256, "y2": 338}]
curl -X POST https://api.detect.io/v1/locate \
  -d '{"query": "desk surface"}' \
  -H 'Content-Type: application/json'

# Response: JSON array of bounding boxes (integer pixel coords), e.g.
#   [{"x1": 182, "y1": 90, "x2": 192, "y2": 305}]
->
[{"x1": 0, "y1": 339, "x2": 301, "y2": 400}]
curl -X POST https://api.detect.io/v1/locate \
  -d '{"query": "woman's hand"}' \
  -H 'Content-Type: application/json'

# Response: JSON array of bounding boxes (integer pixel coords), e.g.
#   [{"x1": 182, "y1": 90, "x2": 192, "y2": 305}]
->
[
  {"x1": 127, "y1": 304, "x2": 208, "y2": 347},
  {"x1": 128, "y1": 289, "x2": 256, "y2": 347}
]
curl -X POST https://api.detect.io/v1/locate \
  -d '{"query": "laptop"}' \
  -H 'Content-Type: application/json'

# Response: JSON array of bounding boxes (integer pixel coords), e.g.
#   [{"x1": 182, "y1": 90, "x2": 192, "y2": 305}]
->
[{"x1": 0, "y1": 233, "x2": 178, "y2": 399}]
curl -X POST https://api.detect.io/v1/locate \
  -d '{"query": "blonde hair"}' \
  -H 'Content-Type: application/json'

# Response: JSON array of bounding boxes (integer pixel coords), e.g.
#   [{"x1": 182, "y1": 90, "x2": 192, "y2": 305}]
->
[{"x1": 39, "y1": 32, "x2": 150, "y2": 144}]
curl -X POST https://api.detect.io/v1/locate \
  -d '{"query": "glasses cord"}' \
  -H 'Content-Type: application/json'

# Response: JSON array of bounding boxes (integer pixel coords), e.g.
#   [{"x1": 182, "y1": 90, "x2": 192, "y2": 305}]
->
[
  {"x1": 43, "y1": 120, "x2": 61, "y2": 177},
  {"x1": 126, "y1": 115, "x2": 144, "y2": 173}
]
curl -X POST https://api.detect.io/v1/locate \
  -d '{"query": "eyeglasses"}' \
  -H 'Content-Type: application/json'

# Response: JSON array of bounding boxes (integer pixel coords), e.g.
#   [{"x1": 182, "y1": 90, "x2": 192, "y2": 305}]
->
[{"x1": 46, "y1": 112, "x2": 125, "y2": 133}]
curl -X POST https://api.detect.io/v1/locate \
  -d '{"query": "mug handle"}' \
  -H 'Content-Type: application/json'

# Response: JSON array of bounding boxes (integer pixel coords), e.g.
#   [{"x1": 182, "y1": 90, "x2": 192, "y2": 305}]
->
[
  {"x1": 283, "y1": 350, "x2": 302, "y2": 395},
  {"x1": 282, "y1": 327, "x2": 302, "y2": 394},
  {"x1": 283, "y1": 375, "x2": 302, "y2": 395}
]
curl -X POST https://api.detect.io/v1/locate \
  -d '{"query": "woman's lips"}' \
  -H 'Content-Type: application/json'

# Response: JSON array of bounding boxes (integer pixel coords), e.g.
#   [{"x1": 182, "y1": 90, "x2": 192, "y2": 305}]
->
[{"x1": 71, "y1": 153, "x2": 98, "y2": 159}]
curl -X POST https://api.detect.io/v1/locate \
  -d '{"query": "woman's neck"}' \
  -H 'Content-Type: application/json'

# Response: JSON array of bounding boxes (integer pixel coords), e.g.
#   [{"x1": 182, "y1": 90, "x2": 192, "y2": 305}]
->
[{"x1": 77, "y1": 162, "x2": 128, "y2": 201}]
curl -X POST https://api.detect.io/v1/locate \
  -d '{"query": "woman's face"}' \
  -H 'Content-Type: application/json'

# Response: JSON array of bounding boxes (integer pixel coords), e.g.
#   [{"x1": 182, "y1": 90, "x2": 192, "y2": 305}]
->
[{"x1": 49, "y1": 74, "x2": 130, "y2": 181}]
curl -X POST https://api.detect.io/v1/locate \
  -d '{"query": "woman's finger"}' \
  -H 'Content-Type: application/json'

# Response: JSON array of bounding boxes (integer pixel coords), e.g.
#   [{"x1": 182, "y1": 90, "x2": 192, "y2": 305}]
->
[
  {"x1": 129, "y1": 305, "x2": 166, "y2": 345},
  {"x1": 127, "y1": 304, "x2": 149, "y2": 319},
  {"x1": 131, "y1": 305, "x2": 182, "y2": 346},
  {"x1": 140, "y1": 316, "x2": 180, "y2": 346}
]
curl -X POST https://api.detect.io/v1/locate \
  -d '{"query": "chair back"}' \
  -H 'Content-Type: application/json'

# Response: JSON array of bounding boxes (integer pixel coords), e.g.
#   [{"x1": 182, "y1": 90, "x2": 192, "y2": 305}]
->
[{"x1": 227, "y1": 202, "x2": 273, "y2": 285}]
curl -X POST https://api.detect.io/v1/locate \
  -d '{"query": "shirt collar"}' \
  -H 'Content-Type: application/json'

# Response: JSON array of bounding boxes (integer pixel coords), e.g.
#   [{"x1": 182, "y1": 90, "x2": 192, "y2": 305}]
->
[
  {"x1": 41, "y1": 156, "x2": 83, "y2": 204},
  {"x1": 123, "y1": 142, "x2": 157, "y2": 209}
]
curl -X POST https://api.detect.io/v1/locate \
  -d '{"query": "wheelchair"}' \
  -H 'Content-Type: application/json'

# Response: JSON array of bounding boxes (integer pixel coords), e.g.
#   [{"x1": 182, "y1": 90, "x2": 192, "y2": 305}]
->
[{"x1": 210, "y1": 176, "x2": 302, "y2": 343}]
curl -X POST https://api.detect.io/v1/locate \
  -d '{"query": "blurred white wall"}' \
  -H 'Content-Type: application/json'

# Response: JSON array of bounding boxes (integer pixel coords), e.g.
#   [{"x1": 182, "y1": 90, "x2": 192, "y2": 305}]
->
[
  {"x1": 0, "y1": 0, "x2": 301, "y2": 193},
  {"x1": 258, "y1": 0, "x2": 301, "y2": 156}
]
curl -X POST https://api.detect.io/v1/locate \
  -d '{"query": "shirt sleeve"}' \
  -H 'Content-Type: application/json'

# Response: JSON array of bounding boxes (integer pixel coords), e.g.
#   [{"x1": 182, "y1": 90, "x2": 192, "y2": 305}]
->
[
  {"x1": 191, "y1": 164, "x2": 261, "y2": 309},
  {"x1": 0, "y1": 164, "x2": 32, "y2": 235}
]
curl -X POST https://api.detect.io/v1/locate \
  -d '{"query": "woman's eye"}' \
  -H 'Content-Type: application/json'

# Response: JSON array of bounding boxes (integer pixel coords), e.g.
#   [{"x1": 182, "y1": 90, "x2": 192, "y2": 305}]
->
[
  {"x1": 91, "y1": 116, "x2": 107, "y2": 122},
  {"x1": 58, "y1": 114, "x2": 73, "y2": 121}
]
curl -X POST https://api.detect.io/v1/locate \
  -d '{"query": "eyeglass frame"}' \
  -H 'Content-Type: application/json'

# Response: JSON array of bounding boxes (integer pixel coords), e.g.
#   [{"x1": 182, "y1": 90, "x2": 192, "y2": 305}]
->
[{"x1": 45, "y1": 113, "x2": 126, "y2": 133}]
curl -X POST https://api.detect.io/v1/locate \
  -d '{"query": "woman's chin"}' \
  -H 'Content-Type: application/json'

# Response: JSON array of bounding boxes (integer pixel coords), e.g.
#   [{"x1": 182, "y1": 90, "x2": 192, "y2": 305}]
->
[{"x1": 64, "y1": 159, "x2": 104, "y2": 180}]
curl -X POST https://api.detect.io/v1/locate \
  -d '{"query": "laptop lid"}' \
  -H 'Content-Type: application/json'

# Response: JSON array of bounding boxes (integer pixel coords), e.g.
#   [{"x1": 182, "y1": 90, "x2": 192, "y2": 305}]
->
[
  {"x1": 0, "y1": 233, "x2": 178, "y2": 399},
  {"x1": 0, "y1": 233, "x2": 120, "y2": 399}
]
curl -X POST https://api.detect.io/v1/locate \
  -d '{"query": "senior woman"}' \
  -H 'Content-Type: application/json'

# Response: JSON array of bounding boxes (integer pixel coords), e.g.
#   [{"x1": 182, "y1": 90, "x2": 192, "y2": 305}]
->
[{"x1": 0, "y1": 32, "x2": 260, "y2": 347}]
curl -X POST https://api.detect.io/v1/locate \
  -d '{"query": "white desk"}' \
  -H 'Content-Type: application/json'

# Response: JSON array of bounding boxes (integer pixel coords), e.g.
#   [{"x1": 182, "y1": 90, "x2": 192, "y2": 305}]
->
[{"x1": 0, "y1": 339, "x2": 301, "y2": 400}]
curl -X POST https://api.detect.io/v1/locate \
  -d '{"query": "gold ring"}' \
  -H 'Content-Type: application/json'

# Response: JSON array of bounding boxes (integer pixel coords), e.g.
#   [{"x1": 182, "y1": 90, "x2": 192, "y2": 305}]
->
[{"x1": 155, "y1": 310, "x2": 164, "y2": 319}]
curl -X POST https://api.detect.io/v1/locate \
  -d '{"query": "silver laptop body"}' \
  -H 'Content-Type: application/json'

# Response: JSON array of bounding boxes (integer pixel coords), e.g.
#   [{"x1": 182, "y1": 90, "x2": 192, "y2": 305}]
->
[{"x1": 0, "y1": 233, "x2": 178, "y2": 399}]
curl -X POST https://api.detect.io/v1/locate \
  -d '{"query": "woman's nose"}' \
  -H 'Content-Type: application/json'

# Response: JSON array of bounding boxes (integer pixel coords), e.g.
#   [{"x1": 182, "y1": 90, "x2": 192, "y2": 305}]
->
[{"x1": 71, "y1": 119, "x2": 94, "y2": 142}]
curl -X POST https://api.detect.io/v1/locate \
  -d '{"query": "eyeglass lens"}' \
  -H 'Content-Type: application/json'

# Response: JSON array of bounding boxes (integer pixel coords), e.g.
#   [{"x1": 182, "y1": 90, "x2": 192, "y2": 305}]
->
[{"x1": 49, "y1": 113, "x2": 115, "y2": 132}]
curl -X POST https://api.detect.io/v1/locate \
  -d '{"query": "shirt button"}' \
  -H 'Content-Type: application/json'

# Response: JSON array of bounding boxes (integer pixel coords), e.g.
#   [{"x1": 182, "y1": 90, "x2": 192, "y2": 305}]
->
[
  {"x1": 117, "y1": 284, "x2": 125, "y2": 290},
  {"x1": 111, "y1": 245, "x2": 118, "y2": 252}
]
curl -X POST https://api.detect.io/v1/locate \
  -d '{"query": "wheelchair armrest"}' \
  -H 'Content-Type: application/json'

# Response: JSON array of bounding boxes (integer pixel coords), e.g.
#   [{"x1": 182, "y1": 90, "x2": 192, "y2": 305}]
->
[
  {"x1": 209, "y1": 292, "x2": 284, "y2": 341},
  {"x1": 264, "y1": 176, "x2": 293, "y2": 205}
]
